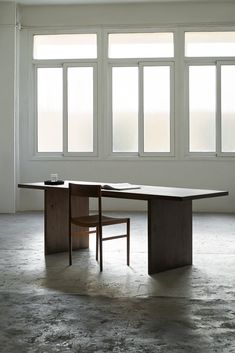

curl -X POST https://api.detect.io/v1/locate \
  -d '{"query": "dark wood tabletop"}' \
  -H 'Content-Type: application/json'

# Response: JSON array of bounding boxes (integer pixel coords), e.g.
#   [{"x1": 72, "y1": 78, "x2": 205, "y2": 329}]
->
[{"x1": 18, "y1": 181, "x2": 229, "y2": 201}]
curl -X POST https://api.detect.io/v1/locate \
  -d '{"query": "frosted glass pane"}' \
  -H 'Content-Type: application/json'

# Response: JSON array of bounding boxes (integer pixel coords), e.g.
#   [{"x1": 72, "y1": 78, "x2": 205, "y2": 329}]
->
[
  {"x1": 34, "y1": 34, "x2": 97, "y2": 59},
  {"x1": 221, "y1": 65, "x2": 235, "y2": 152},
  {"x1": 37, "y1": 68, "x2": 63, "y2": 152},
  {"x1": 185, "y1": 32, "x2": 235, "y2": 57},
  {"x1": 189, "y1": 66, "x2": 216, "y2": 152},
  {"x1": 109, "y1": 33, "x2": 173, "y2": 58},
  {"x1": 68, "y1": 67, "x2": 93, "y2": 152},
  {"x1": 144, "y1": 66, "x2": 170, "y2": 152},
  {"x1": 112, "y1": 67, "x2": 138, "y2": 152}
]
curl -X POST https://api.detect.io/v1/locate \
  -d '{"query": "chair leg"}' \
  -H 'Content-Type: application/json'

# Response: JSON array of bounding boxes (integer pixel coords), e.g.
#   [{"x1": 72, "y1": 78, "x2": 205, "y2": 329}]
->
[
  {"x1": 127, "y1": 219, "x2": 130, "y2": 266},
  {"x1": 99, "y1": 225, "x2": 103, "y2": 272},
  {"x1": 96, "y1": 226, "x2": 98, "y2": 261}
]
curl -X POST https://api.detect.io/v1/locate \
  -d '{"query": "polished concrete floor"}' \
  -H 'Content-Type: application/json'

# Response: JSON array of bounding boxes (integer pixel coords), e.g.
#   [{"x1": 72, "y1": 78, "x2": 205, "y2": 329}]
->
[{"x1": 0, "y1": 211, "x2": 235, "y2": 352}]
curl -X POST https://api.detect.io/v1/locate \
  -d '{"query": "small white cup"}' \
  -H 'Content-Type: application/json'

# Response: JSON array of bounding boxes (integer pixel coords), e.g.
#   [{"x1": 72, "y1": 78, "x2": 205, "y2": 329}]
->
[{"x1": 50, "y1": 173, "x2": 58, "y2": 182}]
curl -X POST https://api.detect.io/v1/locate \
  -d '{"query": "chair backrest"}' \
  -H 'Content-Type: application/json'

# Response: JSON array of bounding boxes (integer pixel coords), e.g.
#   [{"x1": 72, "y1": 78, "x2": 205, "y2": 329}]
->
[
  {"x1": 69, "y1": 183, "x2": 102, "y2": 220},
  {"x1": 69, "y1": 183, "x2": 102, "y2": 198}
]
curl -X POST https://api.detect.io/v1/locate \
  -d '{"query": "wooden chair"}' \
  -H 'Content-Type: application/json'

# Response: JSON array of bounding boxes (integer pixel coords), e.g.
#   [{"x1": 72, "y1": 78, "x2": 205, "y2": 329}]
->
[{"x1": 68, "y1": 183, "x2": 130, "y2": 271}]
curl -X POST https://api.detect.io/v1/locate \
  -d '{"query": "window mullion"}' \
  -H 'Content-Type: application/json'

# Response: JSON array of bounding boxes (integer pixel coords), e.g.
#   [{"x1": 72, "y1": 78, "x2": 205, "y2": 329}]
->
[
  {"x1": 184, "y1": 63, "x2": 190, "y2": 156},
  {"x1": 34, "y1": 65, "x2": 38, "y2": 155},
  {"x1": 138, "y1": 63, "x2": 144, "y2": 156},
  {"x1": 169, "y1": 62, "x2": 175, "y2": 157},
  {"x1": 93, "y1": 63, "x2": 98, "y2": 157},
  {"x1": 216, "y1": 62, "x2": 222, "y2": 156},
  {"x1": 216, "y1": 61, "x2": 235, "y2": 156},
  {"x1": 63, "y1": 64, "x2": 68, "y2": 155}
]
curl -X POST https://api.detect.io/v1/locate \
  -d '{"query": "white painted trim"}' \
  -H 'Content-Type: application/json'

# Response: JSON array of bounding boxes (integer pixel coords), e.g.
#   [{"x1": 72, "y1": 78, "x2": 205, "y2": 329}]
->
[
  {"x1": 139, "y1": 63, "x2": 144, "y2": 156},
  {"x1": 174, "y1": 27, "x2": 184, "y2": 160},
  {"x1": 63, "y1": 63, "x2": 68, "y2": 155},
  {"x1": 216, "y1": 61, "x2": 221, "y2": 156},
  {"x1": 26, "y1": 25, "x2": 235, "y2": 162},
  {"x1": 216, "y1": 60, "x2": 235, "y2": 157}
]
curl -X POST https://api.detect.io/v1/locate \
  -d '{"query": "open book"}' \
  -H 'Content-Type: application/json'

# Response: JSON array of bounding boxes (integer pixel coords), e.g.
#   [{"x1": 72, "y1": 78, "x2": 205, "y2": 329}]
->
[{"x1": 101, "y1": 183, "x2": 141, "y2": 191}]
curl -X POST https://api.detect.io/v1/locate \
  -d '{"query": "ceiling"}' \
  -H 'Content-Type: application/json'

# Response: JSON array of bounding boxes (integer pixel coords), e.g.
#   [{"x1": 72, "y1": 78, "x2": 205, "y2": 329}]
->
[{"x1": 0, "y1": 0, "x2": 234, "y2": 5}]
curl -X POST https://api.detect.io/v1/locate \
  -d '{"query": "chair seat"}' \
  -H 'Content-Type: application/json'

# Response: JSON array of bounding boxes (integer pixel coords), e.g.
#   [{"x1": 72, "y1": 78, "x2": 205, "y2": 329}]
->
[
  {"x1": 69, "y1": 183, "x2": 130, "y2": 271},
  {"x1": 71, "y1": 214, "x2": 129, "y2": 227}
]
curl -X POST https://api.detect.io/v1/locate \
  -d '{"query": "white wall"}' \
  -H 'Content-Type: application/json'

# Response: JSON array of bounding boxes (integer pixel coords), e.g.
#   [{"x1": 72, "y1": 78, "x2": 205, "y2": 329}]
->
[
  {"x1": 0, "y1": 2, "x2": 18, "y2": 213},
  {"x1": 17, "y1": 2, "x2": 235, "y2": 212},
  {"x1": 19, "y1": 2, "x2": 235, "y2": 27}
]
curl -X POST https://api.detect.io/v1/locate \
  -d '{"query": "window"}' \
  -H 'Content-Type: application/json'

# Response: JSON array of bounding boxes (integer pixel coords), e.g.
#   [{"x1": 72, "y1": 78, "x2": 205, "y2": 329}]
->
[
  {"x1": 143, "y1": 65, "x2": 171, "y2": 152},
  {"x1": 109, "y1": 32, "x2": 174, "y2": 58},
  {"x1": 220, "y1": 64, "x2": 235, "y2": 152},
  {"x1": 34, "y1": 34, "x2": 97, "y2": 59},
  {"x1": 112, "y1": 67, "x2": 139, "y2": 153},
  {"x1": 37, "y1": 67, "x2": 63, "y2": 152},
  {"x1": 186, "y1": 31, "x2": 235, "y2": 156},
  {"x1": 31, "y1": 28, "x2": 235, "y2": 160},
  {"x1": 67, "y1": 67, "x2": 94, "y2": 153},
  {"x1": 33, "y1": 34, "x2": 97, "y2": 156},
  {"x1": 188, "y1": 65, "x2": 216, "y2": 153},
  {"x1": 109, "y1": 32, "x2": 174, "y2": 156},
  {"x1": 185, "y1": 32, "x2": 235, "y2": 57}
]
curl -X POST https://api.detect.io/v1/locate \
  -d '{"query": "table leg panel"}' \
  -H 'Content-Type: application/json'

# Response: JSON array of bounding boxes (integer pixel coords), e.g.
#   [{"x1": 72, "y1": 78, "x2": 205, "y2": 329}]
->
[
  {"x1": 148, "y1": 199, "x2": 192, "y2": 274},
  {"x1": 44, "y1": 189, "x2": 89, "y2": 254}
]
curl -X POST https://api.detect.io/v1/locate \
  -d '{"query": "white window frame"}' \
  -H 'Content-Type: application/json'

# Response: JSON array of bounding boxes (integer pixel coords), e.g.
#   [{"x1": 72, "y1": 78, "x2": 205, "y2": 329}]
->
[
  {"x1": 25, "y1": 26, "x2": 235, "y2": 161},
  {"x1": 184, "y1": 28, "x2": 235, "y2": 158},
  {"x1": 31, "y1": 29, "x2": 99, "y2": 159},
  {"x1": 105, "y1": 28, "x2": 176, "y2": 158},
  {"x1": 216, "y1": 60, "x2": 235, "y2": 157}
]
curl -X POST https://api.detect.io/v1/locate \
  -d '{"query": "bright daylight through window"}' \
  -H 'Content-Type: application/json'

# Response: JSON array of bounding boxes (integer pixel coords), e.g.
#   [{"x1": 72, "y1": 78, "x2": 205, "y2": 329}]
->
[
  {"x1": 186, "y1": 31, "x2": 235, "y2": 154},
  {"x1": 34, "y1": 34, "x2": 97, "y2": 155},
  {"x1": 109, "y1": 32, "x2": 174, "y2": 155},
  {"x1": 32, "y1": 30, "x2": 235, "y2": 158}
]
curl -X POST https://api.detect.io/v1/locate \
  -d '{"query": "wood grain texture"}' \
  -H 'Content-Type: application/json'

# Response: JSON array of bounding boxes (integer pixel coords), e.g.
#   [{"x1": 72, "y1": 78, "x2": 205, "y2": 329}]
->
[
  {"x1": 44, "y1": 189, "x2": 89, "y2": 255},
  {"x1": 148, "y1": 199, "x2": 192, "y2": 274},
  {"x1": 18, "y1": 181, "x2": 228, "y2": 201}
]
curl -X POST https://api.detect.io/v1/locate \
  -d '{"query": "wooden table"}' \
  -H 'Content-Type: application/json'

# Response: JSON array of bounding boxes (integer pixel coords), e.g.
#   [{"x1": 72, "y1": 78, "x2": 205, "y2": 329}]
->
[{"x1": 18, "y1": 181, "x2": 228, "y2": 274}]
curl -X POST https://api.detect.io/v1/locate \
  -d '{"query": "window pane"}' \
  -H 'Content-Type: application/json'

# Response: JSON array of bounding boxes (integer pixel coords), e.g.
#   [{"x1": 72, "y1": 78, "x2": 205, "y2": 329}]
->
[
  {"x1": 189, "y1": 66, "x2": 216, "y2": 152},
  {"x1": 109, "y1": 33, "x2": 174, "y2": 58},
  {"x1": 185, "y1": 32, "x2": 235, "y2": 57},
  {"x1": 37, "y1": 68, "x2": 63, "y2": 152},
  {"x1": 112, "y1": 67, "x2": 138, "y2": 152},
  {"x1": 221, "y1": 65, "x2": 235, "y2": 152},
  {"x1": 34, "y1": 34, "x2": 97, "y2": 59},
  {"x1": 68, "y1": 67, "x2": 93, "y2": 152},
  {"x1": 144, "y1": 66, "x2": 170, "y2": 152}
]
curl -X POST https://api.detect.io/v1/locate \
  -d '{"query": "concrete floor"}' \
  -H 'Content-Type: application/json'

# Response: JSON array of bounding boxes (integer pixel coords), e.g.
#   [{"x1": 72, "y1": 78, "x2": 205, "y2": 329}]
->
[{"x1": 0, "y1": 211, "x2": 235, "y2": 352}]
